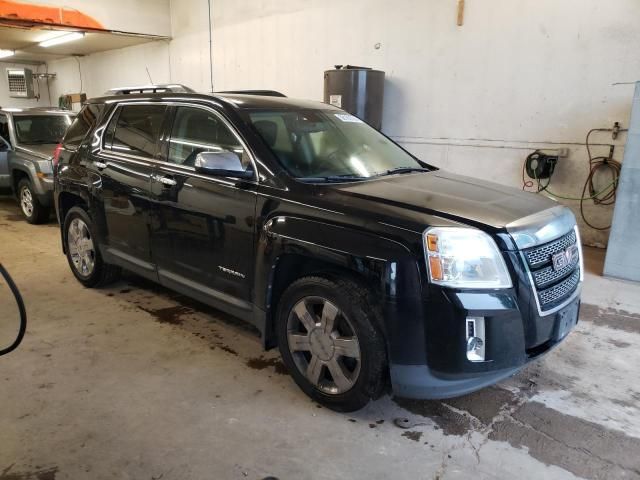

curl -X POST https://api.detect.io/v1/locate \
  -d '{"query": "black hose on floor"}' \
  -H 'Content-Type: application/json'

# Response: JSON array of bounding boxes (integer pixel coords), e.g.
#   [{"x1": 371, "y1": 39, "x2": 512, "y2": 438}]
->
[{"x1": 0, "y1": 263, "x2": 27, "y2": 356}]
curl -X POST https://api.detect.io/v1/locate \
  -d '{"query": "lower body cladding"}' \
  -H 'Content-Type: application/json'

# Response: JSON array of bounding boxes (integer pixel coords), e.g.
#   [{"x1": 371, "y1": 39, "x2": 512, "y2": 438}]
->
[
  {"x1": 34, "y1": 189, "x2": 53, "y2": 209},
  {"x1": 388, "y1": 288, "x2": 581, "y2": 399}
]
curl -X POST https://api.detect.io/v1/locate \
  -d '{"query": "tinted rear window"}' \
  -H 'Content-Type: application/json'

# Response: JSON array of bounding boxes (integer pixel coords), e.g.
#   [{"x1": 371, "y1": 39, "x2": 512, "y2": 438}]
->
[
  {"x1": 63, "y1": 104, "x2": 102, "y2": 148},
  {"x1": 106, "y1": 104, "x2": 166, "y2": 158}
]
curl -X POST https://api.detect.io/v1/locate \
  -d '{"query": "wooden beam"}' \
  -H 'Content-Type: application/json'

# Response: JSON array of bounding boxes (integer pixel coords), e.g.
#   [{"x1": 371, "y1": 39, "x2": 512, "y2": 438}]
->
[{"x1": 457, "y1": 0, "x2": 465, "y2": 26}]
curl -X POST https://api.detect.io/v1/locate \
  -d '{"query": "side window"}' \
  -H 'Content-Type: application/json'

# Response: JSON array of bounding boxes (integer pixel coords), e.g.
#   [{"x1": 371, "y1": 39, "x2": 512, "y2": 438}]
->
[
  {"x1": 168, "y1": 106, "x2": 247, "y2": 167},
  {"x1": 106, "y1": 104, "x2": 166, "y2": 158},
  {"x1": 63, "y1": 104, "x2": 103, "y2": 148},
  {"x1": 0, "y1": 115, "x2": 10, "y2": 147}
]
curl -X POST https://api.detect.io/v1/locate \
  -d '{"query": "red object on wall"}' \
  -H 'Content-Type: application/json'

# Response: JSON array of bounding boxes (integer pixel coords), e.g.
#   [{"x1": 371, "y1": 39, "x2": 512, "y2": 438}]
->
[{"x1": 0, "y1": 0, "x2": 104, "y2": 30}]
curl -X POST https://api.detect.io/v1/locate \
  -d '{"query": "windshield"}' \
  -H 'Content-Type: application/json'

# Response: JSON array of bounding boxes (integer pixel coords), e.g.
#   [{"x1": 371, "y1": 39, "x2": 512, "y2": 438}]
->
[
  {"x1": 13, "y1": 115, "x2": 73, "y2": 145},
  {"x1": 247, "y1": 109, "x2": 426, "y2": 180}
]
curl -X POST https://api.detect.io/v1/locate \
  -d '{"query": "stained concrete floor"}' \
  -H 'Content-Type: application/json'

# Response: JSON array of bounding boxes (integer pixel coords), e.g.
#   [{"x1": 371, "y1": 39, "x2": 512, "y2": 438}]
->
[{"x1": 1, "y1": 194, "x2": 640, "y2": 480}]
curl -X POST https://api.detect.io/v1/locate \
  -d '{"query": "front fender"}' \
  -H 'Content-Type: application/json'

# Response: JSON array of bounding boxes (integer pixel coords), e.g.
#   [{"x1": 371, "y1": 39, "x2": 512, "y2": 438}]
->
[
  {"x1": 256, "y1": 215, "x2": 428, "y2": 365},
  {"x1": 9, "y1": 153, "x2": 51, "y2": 195}
]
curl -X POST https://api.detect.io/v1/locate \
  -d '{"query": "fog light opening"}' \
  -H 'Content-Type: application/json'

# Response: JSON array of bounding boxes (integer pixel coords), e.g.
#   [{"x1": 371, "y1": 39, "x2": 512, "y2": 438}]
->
[{"x1": 466, "y1": 317, "x2": 486, "y2": 362}]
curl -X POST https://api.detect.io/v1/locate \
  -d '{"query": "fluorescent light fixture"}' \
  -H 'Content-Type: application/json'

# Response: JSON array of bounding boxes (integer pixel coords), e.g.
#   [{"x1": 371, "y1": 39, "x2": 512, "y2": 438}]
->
[
  {"x1": 0, "y1": 49, "x2": 15, "y2": 59},
  {"x1": 39, "y1": 32, "x2": 85, "y2": 48}
]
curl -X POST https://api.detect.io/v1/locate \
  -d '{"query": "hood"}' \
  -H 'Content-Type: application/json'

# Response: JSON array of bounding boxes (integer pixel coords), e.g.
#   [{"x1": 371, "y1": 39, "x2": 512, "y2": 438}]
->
[
  {"x1": 16, "y1": 144, "x2": 57, "y2": 159},
  {"x1": 325, "y1": 170, "x2": 558, "y2": 229}
]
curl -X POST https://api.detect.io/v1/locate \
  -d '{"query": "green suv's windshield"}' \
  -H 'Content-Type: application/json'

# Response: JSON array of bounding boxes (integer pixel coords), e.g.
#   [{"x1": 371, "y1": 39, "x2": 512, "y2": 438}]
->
[
  {"x1": 13, "y1": 115, "x2": 73, "y2": 145},
  {"x1": 247, "y1": 109, "x2": 428, "y2": 181}
]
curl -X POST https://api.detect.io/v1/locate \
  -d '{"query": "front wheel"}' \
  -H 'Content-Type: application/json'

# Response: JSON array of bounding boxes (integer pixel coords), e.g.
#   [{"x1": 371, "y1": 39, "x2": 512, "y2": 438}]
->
[
  {"x1": 64, "y1": 206, "x2": 120, "y2": 287},
  {"x1": 18, "y1": 178, "x2": 50, "y2": 224},
  {"x1": 277, "y1": 276, "x2": 388, "y2": 412}
]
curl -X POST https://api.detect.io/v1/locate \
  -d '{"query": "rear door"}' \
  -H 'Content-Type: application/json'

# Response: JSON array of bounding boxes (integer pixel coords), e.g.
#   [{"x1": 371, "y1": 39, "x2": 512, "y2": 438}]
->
[
  {"x1": 149, "y1": 104, "x2": 258, "y2": 314},
  {"x1": 90, "y1": 102, "x2": 167, "y2": 279}
]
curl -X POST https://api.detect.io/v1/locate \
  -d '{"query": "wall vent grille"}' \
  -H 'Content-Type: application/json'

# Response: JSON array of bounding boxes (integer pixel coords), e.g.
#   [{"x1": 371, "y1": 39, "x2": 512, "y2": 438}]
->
[{"x1": 6, "y1": 68, "x2": 35, "y2": 98}]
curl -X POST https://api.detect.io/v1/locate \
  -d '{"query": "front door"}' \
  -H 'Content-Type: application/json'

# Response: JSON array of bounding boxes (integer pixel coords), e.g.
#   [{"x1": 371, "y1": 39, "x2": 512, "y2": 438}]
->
[
  {"x1": 0, "y1": 114, "x2": 11, "y2": 188},
  {"x1": 150, "y1": 105, "x2": 258, "y2": 314},
  {"x1": 92, "y1": 103, "x2": 167, "y2": 278}
]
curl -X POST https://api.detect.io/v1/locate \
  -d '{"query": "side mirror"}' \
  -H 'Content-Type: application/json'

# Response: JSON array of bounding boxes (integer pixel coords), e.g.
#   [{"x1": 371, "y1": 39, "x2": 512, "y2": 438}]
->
[
  {"x1": 194, "y1": 151, "x2": 254, "y2": 179},
  {"x1": 0, "y1": 264, "x2": 26, "y2": 357}
]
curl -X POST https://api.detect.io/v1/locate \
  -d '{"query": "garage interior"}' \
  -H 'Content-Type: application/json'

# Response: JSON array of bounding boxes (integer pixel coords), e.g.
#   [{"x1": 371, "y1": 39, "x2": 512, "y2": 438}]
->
[{"x1": 1, "y1": 1, "x2": 640, "y2": 479}]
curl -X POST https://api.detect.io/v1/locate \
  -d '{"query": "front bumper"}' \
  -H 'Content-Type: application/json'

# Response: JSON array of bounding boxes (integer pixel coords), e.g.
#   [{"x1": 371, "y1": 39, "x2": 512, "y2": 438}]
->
[
  {"x1": 36, "y1": 188, "x2": 53, "y2": 207},
  {"x1": 391, "y1": 363, "x2": 522, "y2": 399},
  {"x1": 388, "y1": 291, "x2": 580, "y2": 400}
]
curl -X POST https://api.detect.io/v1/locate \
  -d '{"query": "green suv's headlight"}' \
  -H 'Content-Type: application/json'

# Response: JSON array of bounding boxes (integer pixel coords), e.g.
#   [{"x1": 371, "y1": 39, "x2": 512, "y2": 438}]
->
[{"x1": 424, "y1": 227, "x2": 512, "y2": 289}]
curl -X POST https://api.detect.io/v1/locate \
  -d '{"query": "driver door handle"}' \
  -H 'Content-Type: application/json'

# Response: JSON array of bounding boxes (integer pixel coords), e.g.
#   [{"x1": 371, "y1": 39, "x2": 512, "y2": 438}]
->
[{"x1": 152, "y1": 174, "x2": 177, "y2": 187}]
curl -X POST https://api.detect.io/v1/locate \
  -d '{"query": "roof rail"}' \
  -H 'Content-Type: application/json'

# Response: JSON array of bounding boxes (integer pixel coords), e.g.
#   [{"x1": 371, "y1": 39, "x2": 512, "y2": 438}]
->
[
  {"x1": 105, "y1": 84, "x2": 195, "y2": 95},
  {"x1": 218, "y1": 90, "x2": 287, "y2": 97}
]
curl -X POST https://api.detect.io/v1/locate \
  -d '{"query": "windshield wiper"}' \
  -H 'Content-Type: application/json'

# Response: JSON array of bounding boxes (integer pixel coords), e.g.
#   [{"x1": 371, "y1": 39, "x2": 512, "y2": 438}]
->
[
  {"x1": 298, "y1": 175, "x2": 368, "y2": 183},
  {"x1": 377, "y1": 167, "x2": 430, "y2": 176}
]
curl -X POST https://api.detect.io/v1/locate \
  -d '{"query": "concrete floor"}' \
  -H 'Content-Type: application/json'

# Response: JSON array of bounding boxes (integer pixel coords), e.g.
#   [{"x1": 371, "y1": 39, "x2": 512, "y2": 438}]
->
[{"x1": 1, "y1": 195, "x2": 640, "y2": 480}]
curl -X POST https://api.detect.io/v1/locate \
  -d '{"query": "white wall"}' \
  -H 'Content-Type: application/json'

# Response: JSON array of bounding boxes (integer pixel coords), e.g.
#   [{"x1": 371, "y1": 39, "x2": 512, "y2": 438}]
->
[
  {"x1": 46, "y1": 40, "x2": 171, "y2": 104},
  {"x1": 205, "y1": 0, "x2": 640, "y2": 247},
  {"x1": 169, "y1": 0, "x2": 213, "y2": 93},
  {"x1": 0, "y1": 62, "x2": 51, "y2": 108},
  {"x1": 36, "y1": 0, "x2": 640, "y2": 247}
]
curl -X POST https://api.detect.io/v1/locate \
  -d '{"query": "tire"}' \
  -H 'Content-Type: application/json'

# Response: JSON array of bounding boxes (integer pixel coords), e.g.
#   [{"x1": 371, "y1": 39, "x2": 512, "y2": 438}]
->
[
  {"x1": 276, "y1": 276, "x2": 388, "y2": 412},
  {"x1": 63, "y1": 206, "x2": 120, "y2": 287},
  {"x1": 18, "y1": 178, "x2": 50, "y2": 224}
]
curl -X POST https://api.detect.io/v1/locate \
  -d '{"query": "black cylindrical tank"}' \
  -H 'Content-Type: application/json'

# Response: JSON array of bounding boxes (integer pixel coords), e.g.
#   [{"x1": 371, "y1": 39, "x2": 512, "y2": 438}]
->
[{"x1": 323, "y1": 65, "x2": 385, "y2": 130}]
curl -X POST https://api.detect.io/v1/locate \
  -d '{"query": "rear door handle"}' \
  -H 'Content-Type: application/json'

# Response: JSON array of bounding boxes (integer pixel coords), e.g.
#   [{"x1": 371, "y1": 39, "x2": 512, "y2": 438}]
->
[
  {"x1": 94, "y1": 161, "x2": 107, "y2": 170},
  {"x1": 152, "y1": 174, "x2": 177, "y2": 187}
]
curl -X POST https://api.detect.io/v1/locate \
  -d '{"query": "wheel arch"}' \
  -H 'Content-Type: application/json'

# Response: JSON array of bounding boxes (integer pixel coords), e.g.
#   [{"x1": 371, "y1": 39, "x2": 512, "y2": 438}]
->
[
  {"x1": 11, "y1": 167, "x2": 30, "y2": 196},
  {"x1": 257, "y1": 216, "x2": 422, "y2": 353},
  {"x1": 57, "y1": 192, "x2": 89, "y2": 253}
]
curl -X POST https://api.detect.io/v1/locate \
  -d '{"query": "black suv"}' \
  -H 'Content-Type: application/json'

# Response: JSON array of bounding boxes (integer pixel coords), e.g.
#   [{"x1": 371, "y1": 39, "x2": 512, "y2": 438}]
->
[{"x1": 54, "y1": 85, "x2": 583, "y2": 411}]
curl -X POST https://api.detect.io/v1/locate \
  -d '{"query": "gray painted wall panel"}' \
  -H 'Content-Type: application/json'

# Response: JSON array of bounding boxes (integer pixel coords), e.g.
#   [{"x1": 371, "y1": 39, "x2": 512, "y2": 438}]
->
[{"x1": 604, "y1": 82, "x2": 640, "y2": 282}]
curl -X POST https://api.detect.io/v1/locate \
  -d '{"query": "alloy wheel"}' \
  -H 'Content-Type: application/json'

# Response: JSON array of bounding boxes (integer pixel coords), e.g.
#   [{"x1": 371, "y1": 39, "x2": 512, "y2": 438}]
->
[
  {"x1": 286, "y1": 296, "x2": 361, "y2": 395},
  {"x1": 67, "y1": 218, "x2": 96, "y2": 277},
  {"x1": 20, "y1": 186, "x2": 34, "y2": 218}
]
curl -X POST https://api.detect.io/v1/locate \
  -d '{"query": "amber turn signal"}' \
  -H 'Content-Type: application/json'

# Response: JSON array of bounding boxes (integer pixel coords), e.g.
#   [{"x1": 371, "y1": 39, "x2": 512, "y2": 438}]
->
[
  {"x1": 426, "y1": 233, "x2": 438, "y2": 252},
  {"x1": 428, "y1": 256, "x2": 443, "y2": 280}
]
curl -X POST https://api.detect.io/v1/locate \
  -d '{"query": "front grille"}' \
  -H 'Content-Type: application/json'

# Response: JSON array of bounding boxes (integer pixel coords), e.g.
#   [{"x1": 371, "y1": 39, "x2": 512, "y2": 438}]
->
[
  {"x1": 537, "y1": 269, "x2": 580, "y2": 306},
  {"x1": 532, "y1": 254, "x2": 579, "y2": 288},
  {"x1": 522, "y1": 229, "x2": 580, "y2": 313},
  {"x1": 524, "y1": 229, "x2": 576, "y2": 268}
]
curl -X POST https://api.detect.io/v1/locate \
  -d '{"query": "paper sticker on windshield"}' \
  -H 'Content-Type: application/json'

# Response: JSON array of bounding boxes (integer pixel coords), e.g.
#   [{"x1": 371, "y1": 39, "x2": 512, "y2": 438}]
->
[{"x1": 334, "y1": 113, "x2": 363, "y2": 123}]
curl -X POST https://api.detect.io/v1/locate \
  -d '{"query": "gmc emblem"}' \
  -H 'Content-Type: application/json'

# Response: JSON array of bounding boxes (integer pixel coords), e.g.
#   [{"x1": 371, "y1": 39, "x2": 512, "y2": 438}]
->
[{"x1": 552, "y1": 244, "x2": 579, "y2": 271}]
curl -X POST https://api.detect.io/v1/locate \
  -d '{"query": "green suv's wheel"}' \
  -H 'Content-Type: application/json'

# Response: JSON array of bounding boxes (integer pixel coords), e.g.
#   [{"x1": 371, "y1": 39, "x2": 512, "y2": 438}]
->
[
  {"x1": 277, "y1": 276, "x2": 387, "y2": 412},
  {"x1": 64, "y1": 206, "x2": 120, "y2": 287},
  {"x1": 18, "y1": 178, "x2": 50, "y2": 224}
]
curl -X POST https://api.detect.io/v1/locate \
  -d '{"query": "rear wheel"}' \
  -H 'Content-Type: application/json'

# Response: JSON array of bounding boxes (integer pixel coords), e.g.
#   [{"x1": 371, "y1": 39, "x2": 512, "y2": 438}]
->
[
  {"x1": 277, "y1": 276, "x2": 387, "y2": 412},
  {"x1": 18, "y1": 178, "x2": 49, "y2": 224},
  {"x1": 64, "y1": 206, "x2": 119, "y2": 287}
]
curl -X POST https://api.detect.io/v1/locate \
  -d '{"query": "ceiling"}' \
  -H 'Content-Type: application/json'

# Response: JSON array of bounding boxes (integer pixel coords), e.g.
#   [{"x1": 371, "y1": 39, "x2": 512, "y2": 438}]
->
[{"x1": 0, "y1": 25, "x2": 167, "y2": 64}]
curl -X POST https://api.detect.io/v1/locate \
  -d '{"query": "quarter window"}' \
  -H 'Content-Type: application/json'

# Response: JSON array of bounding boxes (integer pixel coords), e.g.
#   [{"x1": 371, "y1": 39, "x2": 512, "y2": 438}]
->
[
  {"x1": 107, "y1": 104, "x2": 166, "y2": 158},
  {"x1": 168, "y1": 106, "x2": 247, "y2": 167},
  {"x1": 64, "y1": 104, "x2": 103, "y2": 148}
]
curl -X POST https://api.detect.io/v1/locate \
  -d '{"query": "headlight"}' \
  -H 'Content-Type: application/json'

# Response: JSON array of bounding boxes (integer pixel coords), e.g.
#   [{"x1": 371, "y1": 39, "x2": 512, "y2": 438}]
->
[
  {"x1": 37, "y1": 159, "x2": 53, "y2": 175},
  {"x1": 424, "y1": 227, "x2": 512, "y2": 289}
]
